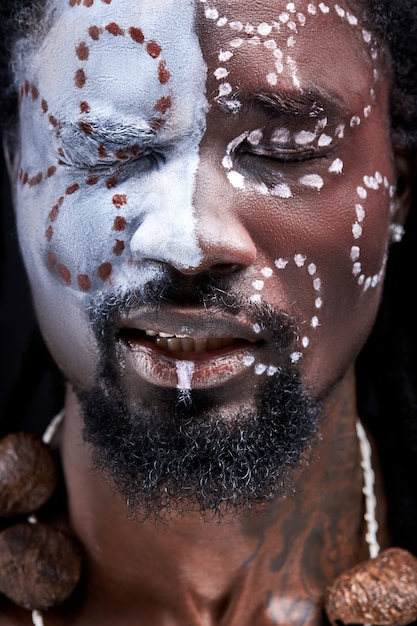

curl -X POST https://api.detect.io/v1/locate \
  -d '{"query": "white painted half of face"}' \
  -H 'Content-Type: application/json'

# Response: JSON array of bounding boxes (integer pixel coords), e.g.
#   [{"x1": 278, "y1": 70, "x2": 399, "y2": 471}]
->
[{"x1": 14, "y1": 0, "x2": 208, "y2": 385}]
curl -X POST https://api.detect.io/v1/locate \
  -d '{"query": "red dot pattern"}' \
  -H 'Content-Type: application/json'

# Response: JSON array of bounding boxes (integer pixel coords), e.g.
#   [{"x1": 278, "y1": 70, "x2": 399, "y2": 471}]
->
[
  {"x1": 69, "y1": 0, "x2": 112, "y2": 7},
  {"x1": 113, "y1": 216, "x2": 127, "y2": 231},
  {"x1": 98, "y1": 262, "x2": 113, "y2": 281},
  {"x1": 19, "y1": 14, "x2": 173, "y2": 291}
]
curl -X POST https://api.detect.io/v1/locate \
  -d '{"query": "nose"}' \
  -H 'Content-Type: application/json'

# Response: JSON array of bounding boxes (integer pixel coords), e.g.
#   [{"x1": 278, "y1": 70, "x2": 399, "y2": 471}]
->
[
  {"x1": 129, "y1": 168, "x2": 257, "y2": 275},
  {"x1": 187, "y1": 197, "x2": 257, "y2": 276}
]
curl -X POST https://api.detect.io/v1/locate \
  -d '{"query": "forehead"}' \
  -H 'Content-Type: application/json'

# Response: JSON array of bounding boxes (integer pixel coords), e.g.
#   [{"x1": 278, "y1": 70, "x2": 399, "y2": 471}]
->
[
  {"x1": 197, "y1": 0, "x2": 377, "y2": 113},
  {"x1": 26, "y1": 0, "x2": 377, "y2": 118},
  {"x1": 25, "y1": 0, "x2": 204, "y2": 127}
]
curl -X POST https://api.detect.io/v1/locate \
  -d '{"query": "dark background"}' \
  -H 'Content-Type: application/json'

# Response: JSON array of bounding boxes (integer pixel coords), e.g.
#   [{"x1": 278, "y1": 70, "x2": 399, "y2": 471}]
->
[{"x1": 0, "y1": 149, "x2": 64, "y2": 437}]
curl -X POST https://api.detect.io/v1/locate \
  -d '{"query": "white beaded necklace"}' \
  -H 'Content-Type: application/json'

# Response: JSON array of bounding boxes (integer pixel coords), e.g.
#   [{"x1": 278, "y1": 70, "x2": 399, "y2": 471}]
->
[{"x1": 31, "y1": 417, "x2": 379, "y2": 626}]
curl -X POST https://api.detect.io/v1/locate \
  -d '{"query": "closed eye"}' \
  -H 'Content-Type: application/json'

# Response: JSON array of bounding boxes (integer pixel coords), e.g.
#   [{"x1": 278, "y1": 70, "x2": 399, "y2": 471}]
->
[
  {"x1": 59, "y1": 147, "x2": 164, "y2": 173},
  {"x1": 236, "y1": 138, "x2": 323, "y2": 163}
]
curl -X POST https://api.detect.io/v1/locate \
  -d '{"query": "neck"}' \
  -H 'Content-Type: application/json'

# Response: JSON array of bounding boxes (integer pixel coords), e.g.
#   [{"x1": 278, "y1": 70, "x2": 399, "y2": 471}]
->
[{"x1": 55, "y1": 368, "x2": 381, "y2": 626}]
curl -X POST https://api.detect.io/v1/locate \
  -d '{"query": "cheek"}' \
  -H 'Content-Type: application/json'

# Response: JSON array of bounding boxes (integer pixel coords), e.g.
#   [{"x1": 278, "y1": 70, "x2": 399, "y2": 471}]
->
[
  {"x1": 246, "y1": 167, "x2": 393, "y2": 281},
  {"x1": 16, "y1": 173, "x2": 125, "y2": 293},
  {"x1": 235, "y1": 167, "x2": 393, "y2": 373}
]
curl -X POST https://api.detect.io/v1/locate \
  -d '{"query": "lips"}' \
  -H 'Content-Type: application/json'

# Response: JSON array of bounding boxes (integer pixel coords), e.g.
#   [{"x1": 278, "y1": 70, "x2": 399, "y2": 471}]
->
[
  {"x1": 115, "y1": 309, "x2": 266, "y2": 389},
  {"x1": 118, "y1": 328, "x2": 251, "y2": 359}
]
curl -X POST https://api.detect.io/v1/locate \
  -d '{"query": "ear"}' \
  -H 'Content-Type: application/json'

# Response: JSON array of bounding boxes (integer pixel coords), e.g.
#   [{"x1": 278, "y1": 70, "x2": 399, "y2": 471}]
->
[{"x1": 390, "y1": 148, "x2": 416, "y2": 228}]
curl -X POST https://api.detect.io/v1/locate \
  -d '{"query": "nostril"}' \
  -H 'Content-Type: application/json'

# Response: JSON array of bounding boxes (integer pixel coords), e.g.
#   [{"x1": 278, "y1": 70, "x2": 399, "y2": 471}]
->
[{"x1": 209, "y1": 263, "x2": 244, "y2": 276}]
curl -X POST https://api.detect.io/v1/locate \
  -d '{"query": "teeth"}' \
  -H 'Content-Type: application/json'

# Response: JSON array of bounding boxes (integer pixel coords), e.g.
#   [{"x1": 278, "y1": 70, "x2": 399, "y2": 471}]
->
[
  {"x1": 207, "y1": 338, "x2": 222, "y2": 350},
  {"x1": 144, "y1": 330, "x2": 235, "y2": 353},
  {"x1": 194, "y1": 338, "x2": 208, "y2": 352},
  {"x1": 167, "y1": 337, "x2": 182, "y2": 351},
  {"x1": 179, "y1": 337, "x2": 195, "y2": 352}
]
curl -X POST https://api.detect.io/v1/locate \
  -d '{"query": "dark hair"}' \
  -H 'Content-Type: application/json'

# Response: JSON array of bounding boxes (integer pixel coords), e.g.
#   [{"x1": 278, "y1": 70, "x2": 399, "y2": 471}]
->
[
  {"x1": 0, "y1": 0, "x2": 51, "y2": 129},
  {"x1": 0, "y1": 0, "x2": 417, "y2": 555},
  {"x1": 361, "y1": 0, "x2": 417, "y2": 149}
]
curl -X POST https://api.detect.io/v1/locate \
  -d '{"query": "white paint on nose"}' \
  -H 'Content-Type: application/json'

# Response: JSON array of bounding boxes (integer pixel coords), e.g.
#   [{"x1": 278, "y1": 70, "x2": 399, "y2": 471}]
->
[{"x1": 129, "y1": 154, "x2": 204, "y2": 271}]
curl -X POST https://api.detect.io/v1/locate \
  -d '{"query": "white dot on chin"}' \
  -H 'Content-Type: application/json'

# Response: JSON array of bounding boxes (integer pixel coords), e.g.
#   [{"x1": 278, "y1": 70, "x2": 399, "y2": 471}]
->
[
  {"x1": 255, "y1": 363, "x2": 267, "y2": 375},
  {"x1": 275, "y1": 258, "x2": 289, "y2": 269},
  {"x1": 294, "y1": 254, "x2": 307, "y2": 267},
  {"x1": 311, "y1": 316, "x2": 320, "y2": 328}
]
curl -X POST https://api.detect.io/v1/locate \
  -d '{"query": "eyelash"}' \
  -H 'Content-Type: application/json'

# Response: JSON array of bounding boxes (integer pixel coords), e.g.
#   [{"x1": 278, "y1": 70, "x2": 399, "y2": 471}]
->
[
  {"x1": 237, "y1": 138, "x2": 322, "y2": 162},
  {"x1": 62, "y1": 148, "x2": 163, "y2": 175},
  {"x1": 230, "y1": 134, "x2": 334, "y2": 185}
]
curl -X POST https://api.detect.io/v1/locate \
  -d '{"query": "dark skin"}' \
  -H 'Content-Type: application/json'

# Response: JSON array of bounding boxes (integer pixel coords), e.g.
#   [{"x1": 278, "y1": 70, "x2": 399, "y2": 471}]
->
[
  {"x1": 58, "y1": 375, "x2": 384, "y2": 626},
  {"x1": 2, "y1": 0, "x2": 413, "y2": 623},
  {"x1": 0, "y1": 372, "x2": 389, "y2": 625}
]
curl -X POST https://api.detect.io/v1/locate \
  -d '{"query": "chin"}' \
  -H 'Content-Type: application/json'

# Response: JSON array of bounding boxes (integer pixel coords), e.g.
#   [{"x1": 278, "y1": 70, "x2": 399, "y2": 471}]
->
[{"x1": 76, "y1": 365, "x2": 323, "y2": 521}]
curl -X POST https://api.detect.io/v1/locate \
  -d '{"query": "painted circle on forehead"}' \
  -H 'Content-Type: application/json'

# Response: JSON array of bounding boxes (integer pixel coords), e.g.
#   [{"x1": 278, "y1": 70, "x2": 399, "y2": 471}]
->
[
  {"x1": 18, "y1": 13, "x2": 174, "y2": 293},
  {"x1": 74, "y1": 20, "x2": 171, "y2": 127}
]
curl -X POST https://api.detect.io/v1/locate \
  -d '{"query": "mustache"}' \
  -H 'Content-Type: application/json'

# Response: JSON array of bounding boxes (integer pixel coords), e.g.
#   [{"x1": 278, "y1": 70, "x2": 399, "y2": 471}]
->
[
  {"x1": 92, "y1": 270, "x2": 248, "y2": 314},
  {"x1": 88, "y1": 269, "x2": 298, "y2": 352}
]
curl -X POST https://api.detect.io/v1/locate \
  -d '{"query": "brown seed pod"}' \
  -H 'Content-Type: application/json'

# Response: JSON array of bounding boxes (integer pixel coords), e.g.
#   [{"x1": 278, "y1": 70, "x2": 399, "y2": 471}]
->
[
  {"x1": 0, "y1": 522, "x2": 83, "y2": 610},
  {"x1": 325, "y1": 547, "x2": 417, "y2": 626},
  {"x1": 0, "y1": 432, "x2": 58, "y2": 517}
]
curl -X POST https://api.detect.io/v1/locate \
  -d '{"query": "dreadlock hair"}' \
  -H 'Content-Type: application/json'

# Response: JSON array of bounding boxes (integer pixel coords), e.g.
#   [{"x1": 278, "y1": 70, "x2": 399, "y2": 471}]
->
[{"x1": 0, "y1": 0, "x2": 417, "y2": 555}]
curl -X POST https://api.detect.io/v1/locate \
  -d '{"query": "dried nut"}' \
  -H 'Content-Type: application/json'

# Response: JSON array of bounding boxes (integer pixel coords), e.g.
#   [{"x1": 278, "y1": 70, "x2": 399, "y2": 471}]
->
[
  {"x1": 325, "y1": 547, "x2": 417, "y2": 626},
  {"x1": 0, "y1": 523, "x2": 83, "y2": 610},
  {"x1": 0, "y1": 432, "x2": 58, "y2": 517}
]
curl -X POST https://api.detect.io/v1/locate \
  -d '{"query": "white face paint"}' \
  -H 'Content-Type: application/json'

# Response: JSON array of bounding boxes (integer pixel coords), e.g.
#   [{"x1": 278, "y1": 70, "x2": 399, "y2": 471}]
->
[{"x1": 14, "y1": 0, "x2": 208, "y2": 385}]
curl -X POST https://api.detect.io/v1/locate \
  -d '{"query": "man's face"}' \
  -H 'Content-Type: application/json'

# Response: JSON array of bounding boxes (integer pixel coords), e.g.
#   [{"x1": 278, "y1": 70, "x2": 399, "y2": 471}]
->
[{"x1": 11, "y1": 0, "x2": 397, "y2": 510}]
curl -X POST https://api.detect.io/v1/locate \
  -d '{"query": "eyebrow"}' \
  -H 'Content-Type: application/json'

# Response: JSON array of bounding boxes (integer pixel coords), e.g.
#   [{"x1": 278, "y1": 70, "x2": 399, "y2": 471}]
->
[{"x1": 219, "y1": 87, "x2": 346, "y2": 120}]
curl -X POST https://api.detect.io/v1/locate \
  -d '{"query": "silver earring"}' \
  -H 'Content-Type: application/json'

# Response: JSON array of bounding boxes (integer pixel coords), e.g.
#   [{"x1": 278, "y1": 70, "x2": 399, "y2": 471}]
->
[{"x1": 390, "y1": 223, "x2": 405, "y2": 243}]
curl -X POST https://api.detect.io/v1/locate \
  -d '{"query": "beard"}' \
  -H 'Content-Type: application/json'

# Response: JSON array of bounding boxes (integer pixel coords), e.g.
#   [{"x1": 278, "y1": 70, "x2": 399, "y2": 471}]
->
[{"x1": 76, "y1": 270, "x2": 324, "y2": 521}]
